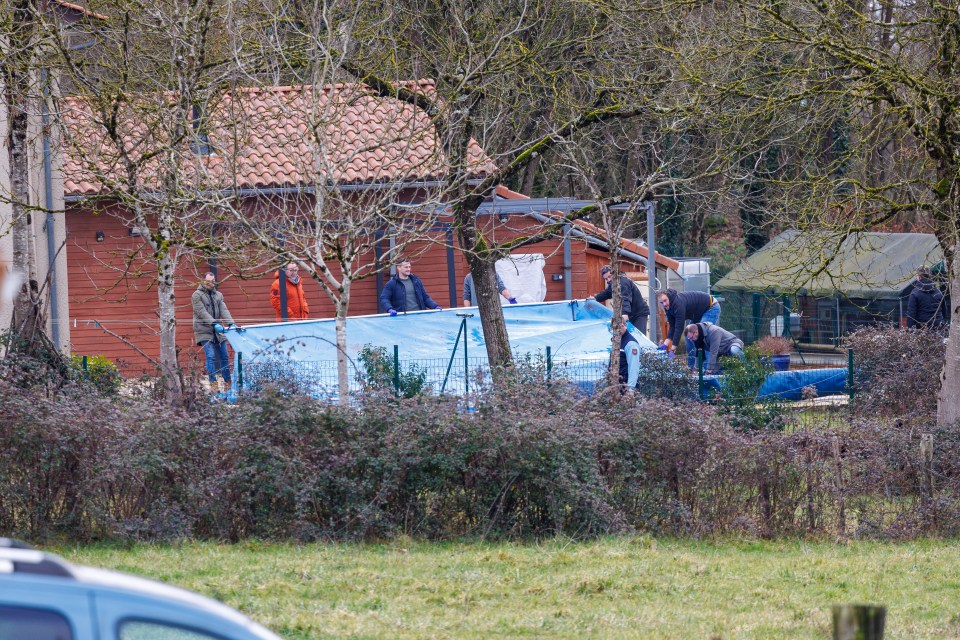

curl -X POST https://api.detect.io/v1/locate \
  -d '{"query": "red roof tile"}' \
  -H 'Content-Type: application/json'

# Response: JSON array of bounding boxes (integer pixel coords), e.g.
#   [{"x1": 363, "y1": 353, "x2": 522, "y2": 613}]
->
[{"x1": 61, "y1": 80, "x2": 496, "y2": 197}]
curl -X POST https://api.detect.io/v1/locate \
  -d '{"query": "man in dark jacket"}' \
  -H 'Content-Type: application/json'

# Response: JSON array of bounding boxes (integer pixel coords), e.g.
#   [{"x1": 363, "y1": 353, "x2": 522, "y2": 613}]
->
[
  {"x1": 591, "y1": 265, "x2": 650, "y2": 334},
  {"x1": 685, "y1": 322, "x2": 744, "y2": 374},
  {"x1": 906, "y1": 266, "x2": 946, "y2": 329},
  {"x1": 379, "y1": 258, "x2": 442, "y2": 315},
  {"x1": 192, "y1": 272, "x2": 237, "y2": 391},
  {"x1": 657, "y1": 288, "x2": 721, "y2": 369}
]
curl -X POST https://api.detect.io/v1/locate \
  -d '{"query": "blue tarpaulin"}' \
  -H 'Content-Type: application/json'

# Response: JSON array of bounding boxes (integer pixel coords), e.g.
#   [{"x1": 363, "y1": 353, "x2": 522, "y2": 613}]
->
[
  {"x1": 222, "y1": 300, "x2": 655, "y2": 396},
  {"x1": 698, "y1": 368, "x2": 849, "y2": 401},
  {"x1": 220, "y1": 299, "x2": 849, "y2": 401}
]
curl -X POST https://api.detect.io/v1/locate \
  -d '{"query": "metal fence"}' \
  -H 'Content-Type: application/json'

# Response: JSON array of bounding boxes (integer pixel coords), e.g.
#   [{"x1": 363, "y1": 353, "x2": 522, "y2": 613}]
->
[
  {"x1": 232, "y1": 344, "x2": 854, "y2": 407},
  {"x1": 717, "y1": 291, "x2": 933, "y2": 346},
  {"x1": 237, "y1": 349, "x2": 612, "y2": 398}
]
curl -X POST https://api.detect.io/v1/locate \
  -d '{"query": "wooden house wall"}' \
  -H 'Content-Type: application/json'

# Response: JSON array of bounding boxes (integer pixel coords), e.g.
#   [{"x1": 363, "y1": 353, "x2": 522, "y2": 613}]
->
[{"x1": 66, "y1": 203, "x2": 647, "y2": 370}]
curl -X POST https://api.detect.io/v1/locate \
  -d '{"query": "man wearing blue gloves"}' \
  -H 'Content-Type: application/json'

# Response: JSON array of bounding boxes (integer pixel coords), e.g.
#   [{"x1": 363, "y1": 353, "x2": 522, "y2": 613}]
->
[
  {"x1": 192, "y1": 272, "x2": 238, "y2": 392},
  {"x1": 462, "y1": 271, "x2": 517, "y2": 306},
  {"x1": 379, "y1": 258, "x2": 442, "y2": 315},
  {"x1": 657, "y1": 288, "x2": 721, "y2": 369}
]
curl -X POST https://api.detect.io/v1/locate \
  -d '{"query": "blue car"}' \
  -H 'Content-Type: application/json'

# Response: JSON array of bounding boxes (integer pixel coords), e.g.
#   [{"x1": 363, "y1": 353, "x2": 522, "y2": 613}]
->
[{"x1": 0, "y1": 538, "x2": 282, "y2": 640}]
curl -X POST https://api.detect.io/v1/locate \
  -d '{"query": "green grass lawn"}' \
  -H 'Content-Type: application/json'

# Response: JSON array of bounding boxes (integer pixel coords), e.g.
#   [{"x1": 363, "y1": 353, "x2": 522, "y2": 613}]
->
[{"x1": 55, "y1": 538, "x2": 960, "y2": 639}]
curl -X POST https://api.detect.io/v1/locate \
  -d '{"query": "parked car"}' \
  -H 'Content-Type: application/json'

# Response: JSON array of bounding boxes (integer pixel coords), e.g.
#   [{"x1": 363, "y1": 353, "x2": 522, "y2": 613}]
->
[{"x1": 0, "y1": 538, "x2": 283, "y2": 640}]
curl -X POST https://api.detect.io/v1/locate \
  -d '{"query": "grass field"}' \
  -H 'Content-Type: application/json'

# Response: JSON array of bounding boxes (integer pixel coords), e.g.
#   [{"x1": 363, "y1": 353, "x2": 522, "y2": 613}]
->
[{"x1": 55, "y1": 538, "x2": 960, "y2": 639}]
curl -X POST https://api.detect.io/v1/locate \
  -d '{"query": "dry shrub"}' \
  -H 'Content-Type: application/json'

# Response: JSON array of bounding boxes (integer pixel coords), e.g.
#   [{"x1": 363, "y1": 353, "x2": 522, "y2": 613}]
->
[
  {"x1": 3, "y1": 353, "x2": 959, "y2": 543},
  {"x1": 843, "y1": 326, "x2": 944, "y2": 421}
]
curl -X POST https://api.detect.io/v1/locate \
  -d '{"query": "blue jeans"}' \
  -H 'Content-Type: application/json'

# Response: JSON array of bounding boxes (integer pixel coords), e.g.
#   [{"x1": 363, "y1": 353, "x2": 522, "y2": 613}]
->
[
  {"x1": 729, "y1": 344, "x2": 744, "y2": 359},
  {"x1": 201, "y1": 340, "x2": 231, "y2": 383},
  {"x1": 686, "y1": 301, "x2": 722, "y2": 369}
]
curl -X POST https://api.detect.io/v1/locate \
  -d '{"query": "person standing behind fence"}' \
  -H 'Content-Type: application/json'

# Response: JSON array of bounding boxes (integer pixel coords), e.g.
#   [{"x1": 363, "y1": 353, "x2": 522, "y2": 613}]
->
[
  {"x1": 685, "y1": 322, "x2": 743, "y2": 375},
  {"x1": 658, "y1": 288, "x2": 721, "y2": 368},
  {"x1": 590, "y1": 265, "x2": 650, "y2": 334},
  {"x1": 380, "y1": 258, "x2": 442, "y2": 315},
  {"x1": 463, "y1": 271, "x2": 517, "y2": 306},
  {"x1": 270, "y1": 263, "x2": 310, "y2": 321},
  {"x1": 612, "y1": 320, "x2": 641, "y2": 394},
  {"x1": 192, "y1": 272, "x2": 236, "y2": 391},
  {"x1": 906, "y1": 266, "x2": 946, "y2": 330}
]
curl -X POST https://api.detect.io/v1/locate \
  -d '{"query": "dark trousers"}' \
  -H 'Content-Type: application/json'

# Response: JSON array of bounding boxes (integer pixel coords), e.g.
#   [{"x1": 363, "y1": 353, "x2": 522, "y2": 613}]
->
[{"x1": 632, "y1": 315, "x2": 648, "y2": 336}]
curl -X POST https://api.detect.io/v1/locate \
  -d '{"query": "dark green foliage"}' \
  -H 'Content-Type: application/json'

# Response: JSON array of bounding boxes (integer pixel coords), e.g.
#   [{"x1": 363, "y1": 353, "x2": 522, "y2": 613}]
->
[
  {"x1": 357, "y1": 344, "x2": 427, "y2": 398},
  {"x1": 635, "y1": 351, "x2": 699, "y2": 401},
  {"x1": 70, "y1": 354, "x2": 122, "y2": 395},
  {"x1": 714, "y1": 344, "x2": 783, "y2": 431}
]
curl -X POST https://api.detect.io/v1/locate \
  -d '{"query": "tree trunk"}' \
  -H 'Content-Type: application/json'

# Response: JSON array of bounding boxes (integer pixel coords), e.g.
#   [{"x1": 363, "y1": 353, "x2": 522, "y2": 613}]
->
[
  {"x1": 156, "y1": 247, "x2": 182, "y2": 397},
  {"x1": 607, "y1": 258, "x2": 624, "y2": 388},
  {"x1": 462, "y1": 249, "x2": 514, "y2": 380},
  {"x1": 938, "y1": 246, "x2": 960, "y2": 426},
  {"x1": 455, "y1": 198, "x2": 514, "y2": 378},
  {"x1": 6, "y1": 0, "x2": 41, "y2": 345},
  {"x1": 335, "y1": 290, "x2": 350, "y2": 405}
]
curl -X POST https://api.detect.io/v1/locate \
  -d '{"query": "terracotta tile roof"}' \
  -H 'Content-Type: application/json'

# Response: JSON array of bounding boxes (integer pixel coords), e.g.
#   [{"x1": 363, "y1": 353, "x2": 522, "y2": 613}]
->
[{"x1": 61, "y1": 80, "x2": 496, "y2": 197}]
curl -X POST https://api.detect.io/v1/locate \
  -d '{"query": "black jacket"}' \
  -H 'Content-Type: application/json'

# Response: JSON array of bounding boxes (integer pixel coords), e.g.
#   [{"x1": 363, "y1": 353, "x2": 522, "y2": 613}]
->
[
  {"x1": 664, "y1": 289, "x2": 714, "y2": 345},
  {"x1": 906, "y1": 278, "x2": 945, "y2": 328},
  {"x1": 595, "y1": 275, "x2": 650, "y2": 326},
  {"x1": 379, "y1": 273, "x2": 440, "y2": 312}
]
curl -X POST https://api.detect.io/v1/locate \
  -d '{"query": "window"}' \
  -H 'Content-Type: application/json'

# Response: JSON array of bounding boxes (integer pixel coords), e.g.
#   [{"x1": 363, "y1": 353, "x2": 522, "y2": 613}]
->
[
  {"x1": 0, "y1": 604, "x2": 73, "y2": 640},
  {"x1": 119, "y1": 620, "x2": 225, "y2": 640}
]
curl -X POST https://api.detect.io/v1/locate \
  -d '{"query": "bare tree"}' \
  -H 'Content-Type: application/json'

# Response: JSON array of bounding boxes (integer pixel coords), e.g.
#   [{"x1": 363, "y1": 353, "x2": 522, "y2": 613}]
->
[
  {"x1": 333, "y1": 0, "x2": 669, "y2": 378},
  {"x1": 649, "y1": 0, "x2": 960, "y2": 424},
  {"x1": 53, "y1": 0, "x2": 238, "y2": 396}
]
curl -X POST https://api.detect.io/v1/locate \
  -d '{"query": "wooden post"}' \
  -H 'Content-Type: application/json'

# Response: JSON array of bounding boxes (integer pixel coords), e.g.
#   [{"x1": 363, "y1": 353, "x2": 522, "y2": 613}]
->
[
  {"x1": 920, "y1": 433, "x2": 934, "y2": 508},
  {"x1": 832, "y1": 605, "x2": 885, "y2": 639}
]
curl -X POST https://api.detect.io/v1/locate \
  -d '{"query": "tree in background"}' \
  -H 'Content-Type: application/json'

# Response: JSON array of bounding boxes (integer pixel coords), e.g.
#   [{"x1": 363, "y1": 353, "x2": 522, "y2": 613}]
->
[
  {"x1": 655, "y1": 0, "x2": 960, "y2": 425},
  {"x1": 52, "y1": 0, "x2": 237, "y2": 397},
  {"x1": 333, "y1": 0, "x2": 682, "y2": 377}
]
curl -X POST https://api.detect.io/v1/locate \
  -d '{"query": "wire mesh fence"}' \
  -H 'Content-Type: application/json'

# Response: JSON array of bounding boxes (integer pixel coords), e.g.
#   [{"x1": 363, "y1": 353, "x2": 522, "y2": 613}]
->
[
  {"x1": 232, "y1": 344, "x2": 854, "y2": 417},
  {"x1": 237, "y1": 352, "x2": 613, "y2": 398}
]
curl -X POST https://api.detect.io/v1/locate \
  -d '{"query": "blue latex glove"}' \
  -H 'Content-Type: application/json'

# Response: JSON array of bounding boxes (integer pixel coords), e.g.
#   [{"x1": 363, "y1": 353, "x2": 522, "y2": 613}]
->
[
  {"x1": 213, "y1": 323, "x2": 225, "y2": 334},
  {"x1": 388, "y1": 309, "x2": 398, "y2": 316},
  {"x1": 508, "y1": 297, "x2": 518, "y2": 304},
  {"x1": 656, "y1": 344, "x2": 667, "y2": 351},
  {"x1": 435, "y1": 306, "x2": 443, "y2": 311}
]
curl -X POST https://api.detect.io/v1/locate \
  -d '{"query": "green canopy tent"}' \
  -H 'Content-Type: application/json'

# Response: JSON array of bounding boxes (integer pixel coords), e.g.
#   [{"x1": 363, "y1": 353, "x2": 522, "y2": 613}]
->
[{"x1": 713, "y1": 231, "x2": 945, "y2": 345}]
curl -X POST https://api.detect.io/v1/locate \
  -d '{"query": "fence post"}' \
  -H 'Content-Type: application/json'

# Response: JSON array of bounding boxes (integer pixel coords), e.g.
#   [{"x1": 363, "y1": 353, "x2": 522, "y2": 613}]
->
[
  {"x1": 847, "y1": 348, "x2": 854, "y2": 400},
  {"x1": 237, "y1": 352, "x2": 243, "y2": 392},
  {"x1": 463, "y1": 320, "x2": 469, "y2": 396},
  {"x1": 393, "y1": 345, "x2": 400, "y2": 396},
  {"x1": 82, "y1": 355, "x2": 88, "y2": 378},
  {"x1": 546, "y1": 346, "x2": 552, "y2": 385},
  {"x1": 832, "y1": 605, "x2": 885, "y2": 639}
]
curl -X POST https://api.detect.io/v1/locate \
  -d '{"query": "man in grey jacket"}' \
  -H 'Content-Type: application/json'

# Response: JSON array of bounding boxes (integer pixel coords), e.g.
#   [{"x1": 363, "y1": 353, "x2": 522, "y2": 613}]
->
[
  {"x1": 192, "y1": 272, "x2": 237, "y2": 389},
  {"x1": 685, "y1": 322, "x2": 744, "y2": 374}
]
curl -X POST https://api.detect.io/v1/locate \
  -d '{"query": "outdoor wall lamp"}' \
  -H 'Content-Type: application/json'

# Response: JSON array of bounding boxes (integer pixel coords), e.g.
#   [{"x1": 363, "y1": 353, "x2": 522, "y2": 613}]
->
[
  {"x1": 498, "y1": 213, "x2": 509, "y2": 222},
  {"x1": 95, "y1": 231, "x2": 105, "y2": 242}
]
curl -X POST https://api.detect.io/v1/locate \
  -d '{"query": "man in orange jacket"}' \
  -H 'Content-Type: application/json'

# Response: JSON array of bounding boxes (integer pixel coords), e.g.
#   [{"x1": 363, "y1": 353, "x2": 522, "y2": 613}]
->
[{"x1": 270, "y1": 263, "x2": 310, "y2": 321}]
